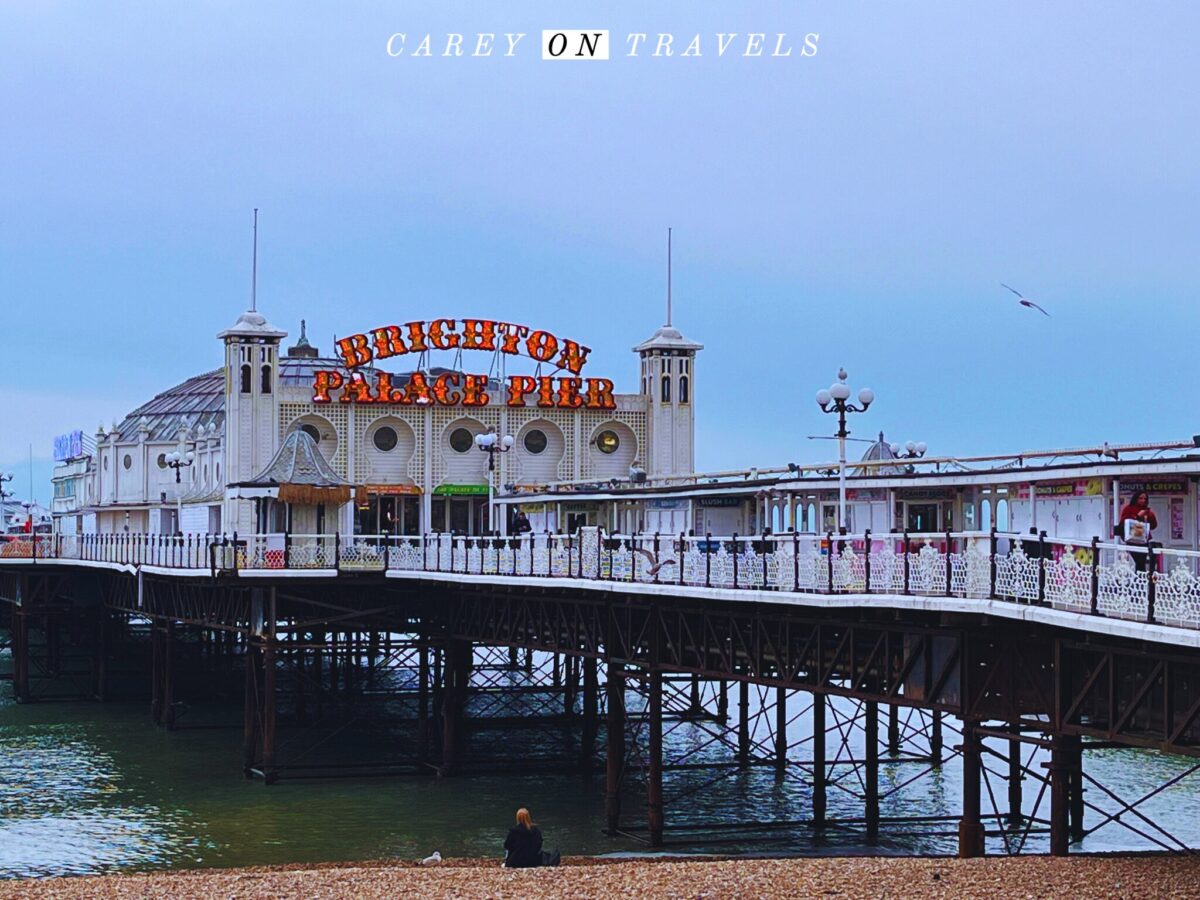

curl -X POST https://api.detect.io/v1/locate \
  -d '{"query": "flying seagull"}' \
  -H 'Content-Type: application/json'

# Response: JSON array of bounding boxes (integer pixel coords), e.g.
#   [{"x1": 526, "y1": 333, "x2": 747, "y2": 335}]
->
[{"x1": 1001, "y1": 283, "x2": 1051, "y2": 317}]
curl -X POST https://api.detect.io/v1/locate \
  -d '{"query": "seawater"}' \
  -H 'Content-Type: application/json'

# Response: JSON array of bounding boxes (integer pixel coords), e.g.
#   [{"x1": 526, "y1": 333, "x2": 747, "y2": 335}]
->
[{"x1": 2, "y1": 645, "x2": 1198, "y2": 878}]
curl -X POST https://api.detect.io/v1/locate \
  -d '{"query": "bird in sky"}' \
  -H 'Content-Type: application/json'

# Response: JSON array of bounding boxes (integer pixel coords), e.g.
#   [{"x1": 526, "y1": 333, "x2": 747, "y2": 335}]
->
[{"x1": 1001, "y1": 283, "x2": 1051, "y2": 317}]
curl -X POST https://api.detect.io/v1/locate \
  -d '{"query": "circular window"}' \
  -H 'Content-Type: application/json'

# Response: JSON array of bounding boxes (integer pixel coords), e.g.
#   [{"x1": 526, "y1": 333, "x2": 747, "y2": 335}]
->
[
  {"x1": 122, "y1": 454, "x2": 133, "y2": 470},
  {"x1": 157, "y1": 453, "x2": 168, "y2": 469},
  {"x1": 449, "y1": 428, "x2": 475, "y2": 453},
  {"x1": 596, "y1": 430, "x2": 620, "y2": 455},
  {"x1": 523, "y1": 429, "x2": 548, "y2": 455},
  {"x1": 299, "y1": 424, "x2": 320, "y2": 444},
  {"x1": 373, "y1": 426, "x2": 398, "y2": 452}
]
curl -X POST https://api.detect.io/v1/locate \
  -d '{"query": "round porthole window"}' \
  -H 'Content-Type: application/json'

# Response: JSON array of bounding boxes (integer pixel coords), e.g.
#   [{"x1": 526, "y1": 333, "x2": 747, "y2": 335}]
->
[
  {"x1": 157, "y1": 453, "x2": 168, "y2": 469},
  {"x1": 122, "y1": 454, "x2": 133, "y2": 470},
  {"x1": 596, "y1": 430, "x2": 620, "y2": 454},
  {"x1": 373, "y1": 426, "x2": 398, "y2": 452},
  {"x1": 299, "y1": 424, "x2": 320, "y2": 444},
  {"x1": 523, "y1": 429, "x2": 548, "y2": 455},
  {"x1": 449, "y1": 427, "x2": 474, "y2": 453}
]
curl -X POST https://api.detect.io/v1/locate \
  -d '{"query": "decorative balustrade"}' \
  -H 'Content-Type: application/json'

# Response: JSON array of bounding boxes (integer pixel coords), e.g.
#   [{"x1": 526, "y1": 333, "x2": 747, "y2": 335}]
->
[{"x1": 4, "y1": 528, "x2": 1200, "y2": 631}]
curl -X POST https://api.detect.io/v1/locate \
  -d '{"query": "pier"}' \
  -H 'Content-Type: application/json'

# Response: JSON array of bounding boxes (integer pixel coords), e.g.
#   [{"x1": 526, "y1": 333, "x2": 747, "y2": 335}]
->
[{"x1": 3, "y1": 527, "x2": 1198, "y2": 858}]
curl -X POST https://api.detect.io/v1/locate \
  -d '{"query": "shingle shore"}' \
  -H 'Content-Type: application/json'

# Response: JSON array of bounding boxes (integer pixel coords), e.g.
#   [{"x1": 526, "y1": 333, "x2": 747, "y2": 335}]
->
[{"x1": 2, "y1": 855, "x2": 1198, "y2": 899}]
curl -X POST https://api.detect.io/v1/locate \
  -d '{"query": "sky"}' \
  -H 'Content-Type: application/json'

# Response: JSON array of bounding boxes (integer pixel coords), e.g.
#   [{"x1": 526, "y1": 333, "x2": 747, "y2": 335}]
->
[{"x1": 2, "y1": 1, "x2": 1198, "y2": 501}]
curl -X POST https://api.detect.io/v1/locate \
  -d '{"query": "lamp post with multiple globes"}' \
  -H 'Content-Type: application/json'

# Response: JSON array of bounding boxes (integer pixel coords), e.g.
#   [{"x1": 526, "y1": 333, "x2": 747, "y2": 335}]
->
[
  {"x1": 475, "y1": 428, "x2": 515, "y2": 535},
  {"x1": 815, "y1": 368, "x2": 874, "y2": 532},
  {"x1": 164, "y1": 449, "x2": 195, "y2": 534}
]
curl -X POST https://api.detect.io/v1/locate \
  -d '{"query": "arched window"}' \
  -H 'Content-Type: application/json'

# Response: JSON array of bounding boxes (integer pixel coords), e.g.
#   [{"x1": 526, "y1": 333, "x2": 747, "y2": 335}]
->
[
  {"x1": 661, "y1": 375, "x2": 671, "y2": 403},
  {"x1": 996, "y1": 499, "x2": 1010, "y2": 531},
  {"x1": 240, "y1": 364, "x2": 252, "y2": 394},
  {"x1": 980, "y1": 498, "x2": 993, "y2": 530},
  {"x1": 679, "y1": 376, "x2": 689, "y2": 404},
  {"x1": 261, "y1": 364, "x2": 272, "y2": 394}
]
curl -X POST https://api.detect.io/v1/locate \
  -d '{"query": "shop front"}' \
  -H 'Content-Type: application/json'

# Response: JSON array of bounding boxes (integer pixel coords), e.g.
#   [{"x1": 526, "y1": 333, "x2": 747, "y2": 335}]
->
[
  {"x1": 1117, "y1": 477, "x2": 1194, "y2": 551},
  {"x1": 355, "y1": 485, "x2": 422, "y2": 536},
  {"x1": 431, "y1": 483, "x2": 489, "y2": 535}
]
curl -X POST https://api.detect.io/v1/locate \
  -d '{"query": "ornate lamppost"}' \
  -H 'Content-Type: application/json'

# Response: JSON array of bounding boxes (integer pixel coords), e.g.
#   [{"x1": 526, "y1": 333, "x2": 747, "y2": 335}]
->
[
  {"x1": 815, "y1": 368, "x2": 874, "y2": 532},
  {"x1": 164, "y1": 449, "x2": 195, "y2": 533},
  {"x1": 475, "y1": 428, "x2": 514, "y2": 535}
]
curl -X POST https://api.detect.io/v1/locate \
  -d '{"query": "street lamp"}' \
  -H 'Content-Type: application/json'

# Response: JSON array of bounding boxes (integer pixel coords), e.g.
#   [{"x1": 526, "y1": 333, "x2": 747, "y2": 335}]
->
[
  {"x1": 889, "y1": 440, "x2": 927, "y2": 475},
  {"x1": 889, "y1": 440, "x2": 927, "y2": 460},
  {"x1": 815, "y1": 368, "x2": 874, "y2": 532},
  {"x1": 474, "y1": 428, "x2": 514, "y2": 535},
  {"x1": 165, "y1": 450, "x2": 195, "y2": 533}
]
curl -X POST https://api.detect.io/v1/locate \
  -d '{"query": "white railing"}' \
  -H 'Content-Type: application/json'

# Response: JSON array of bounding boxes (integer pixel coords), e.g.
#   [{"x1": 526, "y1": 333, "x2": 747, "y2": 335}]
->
[{"x1": 4, "y1": 529, "x2": 1199, "y2": 631}]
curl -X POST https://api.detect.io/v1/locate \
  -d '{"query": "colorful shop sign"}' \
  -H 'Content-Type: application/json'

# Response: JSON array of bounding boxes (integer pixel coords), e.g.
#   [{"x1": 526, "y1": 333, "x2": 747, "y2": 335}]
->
[
  {"x1": 363, "y1": 484, "x2": 423, "y2": 496},
  {"x1": 313, "y1": 318, "x2": 616, "y2": 410},
  {"x1": 433, "y1": 483, "x2": 489, "y2": 496},
  {"x1": 53, "y1": 430, "x2": 84, "y2": 462},
  {"x1": 847, "y1": 488, "x2": 887, "y2": 501},
  {"x1": 1119, "y1": 479, "x2": 1189, "y2": 496},
  {"x1": 1013, "y1": 479, "x2": 1105, "y2": 500}
]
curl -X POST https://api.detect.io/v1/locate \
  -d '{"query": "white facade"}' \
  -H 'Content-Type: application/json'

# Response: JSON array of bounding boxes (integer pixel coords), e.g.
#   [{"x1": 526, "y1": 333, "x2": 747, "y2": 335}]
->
[{"x1": 58, "y1": 310, "x2": 701, "y2": 537}]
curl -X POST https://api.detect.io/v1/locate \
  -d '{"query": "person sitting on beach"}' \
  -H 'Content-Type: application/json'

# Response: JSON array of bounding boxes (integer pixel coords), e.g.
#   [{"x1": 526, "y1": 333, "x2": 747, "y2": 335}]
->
[{"x1": 503, "y1": 808, "x2": 543, "y2": 868}]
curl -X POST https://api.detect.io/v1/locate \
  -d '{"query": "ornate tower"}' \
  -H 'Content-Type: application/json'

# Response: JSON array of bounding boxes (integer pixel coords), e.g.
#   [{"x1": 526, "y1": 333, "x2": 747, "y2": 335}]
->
[
  {"x1": 218, "y1": 310, "x2": 287, "y2": 531},
  {"x1": 634, "y1": 323, "x2": 702, "y2": 477}
]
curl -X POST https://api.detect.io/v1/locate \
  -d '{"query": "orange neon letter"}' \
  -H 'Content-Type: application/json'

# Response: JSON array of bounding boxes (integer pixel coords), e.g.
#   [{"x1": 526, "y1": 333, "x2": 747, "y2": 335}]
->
[
  {"x1": 312, "y1": 370, "x2": 343, "y2": 403},
  {"x1": 336, "y1": 333, "x2": 373, "y2": 368}
]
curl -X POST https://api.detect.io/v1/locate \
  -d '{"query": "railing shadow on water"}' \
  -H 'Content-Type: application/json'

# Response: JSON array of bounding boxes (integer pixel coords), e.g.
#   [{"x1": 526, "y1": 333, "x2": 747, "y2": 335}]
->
[{"x1": 6, "y1": 528, "x2": 1200, "y2": 631}]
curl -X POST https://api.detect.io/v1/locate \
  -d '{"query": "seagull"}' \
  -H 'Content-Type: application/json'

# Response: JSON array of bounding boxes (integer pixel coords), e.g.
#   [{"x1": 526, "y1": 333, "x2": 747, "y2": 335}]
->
[
  {"x1": 420, "y1": 851, "x2": 442, "y2": 866},
  {"x1": 1001, "y1": 283, "x2": 1051, "y2": 317},
  {"x1": 633, "y1": 546, "x2": 678, "y2": 576}
]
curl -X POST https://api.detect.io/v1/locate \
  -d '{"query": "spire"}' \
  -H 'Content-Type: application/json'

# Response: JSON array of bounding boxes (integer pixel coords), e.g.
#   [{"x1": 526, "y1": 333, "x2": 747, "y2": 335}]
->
[
  {"x1": 250, "y1": 208, "x2": 259, "y2": 313},
  {"x1": 287, "y1": 318, "x2": 319, "y2": 358},
  {"x1": 666, "y1": 227, "x2": 673, "y2": 327}
]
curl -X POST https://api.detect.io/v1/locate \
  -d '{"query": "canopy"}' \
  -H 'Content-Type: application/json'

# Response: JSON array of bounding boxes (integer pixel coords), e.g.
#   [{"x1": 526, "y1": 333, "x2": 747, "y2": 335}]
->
[{"x1": 227, "y1": 429, "x2": 362, "y2": 505}]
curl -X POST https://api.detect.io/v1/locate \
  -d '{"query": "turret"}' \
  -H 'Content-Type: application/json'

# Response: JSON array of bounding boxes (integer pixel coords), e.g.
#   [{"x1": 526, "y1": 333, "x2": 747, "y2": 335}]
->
[
  {"x1": 634, "y1": 324, "x2": 702, "y2": 477},
  {"x1": 218, "y1": 310, "x2": 286, "y2": 531}
]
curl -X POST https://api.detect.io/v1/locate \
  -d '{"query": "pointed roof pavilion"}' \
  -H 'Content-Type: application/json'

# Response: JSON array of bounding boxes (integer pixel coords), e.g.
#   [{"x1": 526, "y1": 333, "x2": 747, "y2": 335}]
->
[{"x1": 227, "y1": 429, "x2": 358, "y2": 505}]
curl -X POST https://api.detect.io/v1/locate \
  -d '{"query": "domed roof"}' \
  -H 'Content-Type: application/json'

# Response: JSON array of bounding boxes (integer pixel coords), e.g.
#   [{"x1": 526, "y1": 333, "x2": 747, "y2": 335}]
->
[
  {"x1": 633, "y1": 324, "x2": 703, "y2": 353},
  {"x1": 111, "y1": 369, "x2": 225, "y2": 442},
  {"x1": 217, "y1": 309, "x2": 287, "y2": 341}
]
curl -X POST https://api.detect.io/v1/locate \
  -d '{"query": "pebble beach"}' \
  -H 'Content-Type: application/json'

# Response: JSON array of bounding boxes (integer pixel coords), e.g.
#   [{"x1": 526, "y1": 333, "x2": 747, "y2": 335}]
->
[{"x1": 2, "y1": 855, "x2": 1198, "y2": 899}]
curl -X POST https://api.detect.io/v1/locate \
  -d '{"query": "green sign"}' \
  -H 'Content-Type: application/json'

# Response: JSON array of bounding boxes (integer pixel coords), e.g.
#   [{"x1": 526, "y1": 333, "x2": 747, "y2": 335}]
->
[{"x1": 434, "y1": 483, "x2": 489, "y2": 496}]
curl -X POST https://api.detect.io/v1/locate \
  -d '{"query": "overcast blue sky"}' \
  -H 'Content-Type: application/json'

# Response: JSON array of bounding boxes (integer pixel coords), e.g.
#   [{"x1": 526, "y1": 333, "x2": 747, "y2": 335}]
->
[{"x1": 2, "y1": 1, "x2": 1198, "y2": 500}]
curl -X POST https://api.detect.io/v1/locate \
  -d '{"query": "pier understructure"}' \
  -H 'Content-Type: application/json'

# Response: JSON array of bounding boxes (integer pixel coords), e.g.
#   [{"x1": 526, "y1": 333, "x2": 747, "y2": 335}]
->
[{"x1": 2, "y1": 556, "x2": 1199, "y2": 857}]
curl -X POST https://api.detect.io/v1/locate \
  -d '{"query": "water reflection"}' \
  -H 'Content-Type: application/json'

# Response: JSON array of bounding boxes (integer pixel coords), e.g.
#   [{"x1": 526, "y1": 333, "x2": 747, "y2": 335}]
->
[{"x1": 1, "y1": 657, "x2": 1198, "y2": 877}]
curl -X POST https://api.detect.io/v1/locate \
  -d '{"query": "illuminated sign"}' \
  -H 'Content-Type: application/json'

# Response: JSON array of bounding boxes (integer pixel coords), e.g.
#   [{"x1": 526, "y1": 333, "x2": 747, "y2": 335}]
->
[
  {"x1": 314, "y1": 319, "x2": 616, "y2": 410},
  {"x1": 53, "y1": 430, "x2": 84, "y2": 461}
]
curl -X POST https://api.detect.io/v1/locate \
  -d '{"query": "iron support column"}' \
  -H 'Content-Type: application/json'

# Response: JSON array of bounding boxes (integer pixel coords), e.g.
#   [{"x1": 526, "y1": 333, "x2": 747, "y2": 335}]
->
[
  {"x1": 1050, "y1": 732, "x2": 1083, "y2": 855},
  {"x1": 812, "y1": 692, "x2": 827, "y2": 828},
  {"x1": 958, "y1": 722, "x2": 985, "y2": 857},
  {"x1": 13, "y1": 609, "x2": 29, "y2": 703},
  {"x1": 648, "y1": 667, "x2": 664, "y2": 848},
  {"x1": 888, "y1": 704, "x2": 900, "y2": 755},
  {"x1": 581, "y1": 655, "x2": 598, "y2": 771},
  {"x1": 1007, "y1": 723, "x2": 1022, "y2": 826},
  {"x1": 930, "y1": 710, "x2": 943, "y2": 764},
  {"x1": 605, "y1": 662, "x2": 625, "y2": 835},
  {"x1": 775, "y1": 687, "x2": 788, "y2": 774},
  {"x1": 439, "y1": 640, "x2": 470, "y2": 777},
  {"x1": 417, "y1": 638, "x2": 430, "y2": 762},
  {"x1": 261, "y1": 597, "x2": 277, "y2": 785},
  {"x1": 737, "y1": 680, "x2": 750, "y2": 767},
  {"x1": 865, "y1": 700, "x2": 879, "y2": 843}
]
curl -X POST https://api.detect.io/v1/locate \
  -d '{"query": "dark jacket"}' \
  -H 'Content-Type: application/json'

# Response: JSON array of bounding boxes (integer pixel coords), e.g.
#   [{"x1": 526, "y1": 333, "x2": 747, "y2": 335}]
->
[{"x1": 504, "y1": 824, "x2": 543, "y2": 868}]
